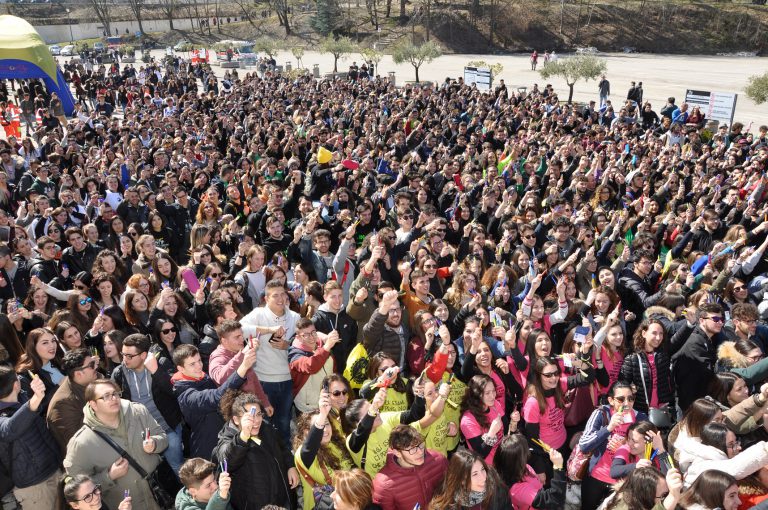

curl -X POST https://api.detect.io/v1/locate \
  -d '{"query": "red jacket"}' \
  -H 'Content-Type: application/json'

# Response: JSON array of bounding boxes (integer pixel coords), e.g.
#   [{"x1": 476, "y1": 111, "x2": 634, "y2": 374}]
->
[
  {"x1": 373, "y1": 450, "x2": 448, "y2": 510},
  {"x1": 287, "y1": 345, "x2": 336, "y2": 396}
]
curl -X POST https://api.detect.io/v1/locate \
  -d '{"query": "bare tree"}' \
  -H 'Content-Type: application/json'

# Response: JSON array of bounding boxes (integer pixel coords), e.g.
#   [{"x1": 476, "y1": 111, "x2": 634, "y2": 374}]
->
[
  {"x1": 127, "y1": 0, "x2": 146, "y2": 35},
  {"x1": 272, "y1": 0, "x2": 292, "y2": 35},
  {"x1": 87, "y1": 0, "x2": 112, "y2": 36},
  {"x1": 158, "y1": 0, "x2": 179, "y2": 30},
  {"x1": 232, "y1": 0, "x2": 261, "y2": 27}
]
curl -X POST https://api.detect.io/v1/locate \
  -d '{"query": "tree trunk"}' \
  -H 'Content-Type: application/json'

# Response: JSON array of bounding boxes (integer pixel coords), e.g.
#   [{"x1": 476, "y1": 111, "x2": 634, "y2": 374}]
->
[
  {"x1": 400, "y1": 0, "x2": 405, "y2": 18},
  {"x1": 169, "y1": 15, "x2": 175, "y2": 30},
  {"x1": 334, "y1": 56, "x2": 339, "y2": 72},
  {"x1": 559, "y1": 0, "x2": 565, "y2": 34},
  {"x1": 568, "y1": 83, "x2": 575, "y2": 104},
  {"x1": 426, "y1": 0, "x2": 431, "y2": 41},
  {"x1": 385, "y1": 0, "x2": 391, "y2": 17},
  {"x1": 414, "y1": 64, "x2": 419, "y2": 82}
]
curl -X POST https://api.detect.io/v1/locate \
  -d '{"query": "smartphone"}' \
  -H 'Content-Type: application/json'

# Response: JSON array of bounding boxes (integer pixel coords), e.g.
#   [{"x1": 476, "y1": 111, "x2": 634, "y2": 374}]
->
[
  {"x1": 574, "y1": 326, "x2": 590, "y2": 344},
  {"x1": 181, "y1": 268, "x2": 200, "y2": 294},
  {"x1": 322, "y1": 379, "x2": 330, "y2": 393}
]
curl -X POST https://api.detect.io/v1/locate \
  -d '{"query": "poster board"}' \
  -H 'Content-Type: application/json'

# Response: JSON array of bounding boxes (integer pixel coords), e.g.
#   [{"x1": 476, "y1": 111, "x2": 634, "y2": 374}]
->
[
  {"x1": 684, "y1": 89, "x2": 738, "y2": 125},
  {"x1": 464, "y1": 66, "x2": 492, "y2": 91}
]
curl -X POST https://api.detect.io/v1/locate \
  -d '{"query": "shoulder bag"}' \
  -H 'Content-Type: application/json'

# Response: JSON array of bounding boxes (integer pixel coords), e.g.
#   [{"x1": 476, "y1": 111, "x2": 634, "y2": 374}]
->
[
  {"x1": 88, "y1": 427, "x2": 181, "y2": 510},
  {"x1": 636, "y1": 353, "x2": 674, "y2": 430}
]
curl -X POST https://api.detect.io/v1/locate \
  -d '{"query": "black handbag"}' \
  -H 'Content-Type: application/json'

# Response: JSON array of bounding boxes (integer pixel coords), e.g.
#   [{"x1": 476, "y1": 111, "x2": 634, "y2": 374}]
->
[{"x1": 89, "y1": 427, "x2": 181, "y2": 510}]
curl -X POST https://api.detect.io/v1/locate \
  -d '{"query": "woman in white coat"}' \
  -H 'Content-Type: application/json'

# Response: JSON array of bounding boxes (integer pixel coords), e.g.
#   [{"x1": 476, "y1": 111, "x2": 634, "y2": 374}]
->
[{"x1": 679, "y1": 422, "x2": 768, "y2": 488}]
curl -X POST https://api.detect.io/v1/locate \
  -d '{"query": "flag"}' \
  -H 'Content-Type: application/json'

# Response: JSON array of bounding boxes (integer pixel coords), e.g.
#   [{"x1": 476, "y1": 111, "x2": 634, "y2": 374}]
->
[{"x1": 497, "y1": 152, "x2": 513, "y2": 174}]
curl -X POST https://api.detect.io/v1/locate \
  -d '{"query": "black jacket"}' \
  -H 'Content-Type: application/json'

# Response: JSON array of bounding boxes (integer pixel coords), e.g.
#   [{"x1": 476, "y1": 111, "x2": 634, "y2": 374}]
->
[
  {"x1": 616, "y1": 268, "x2": 664, "y2": 328},
  {"x1": 619, "y1": 351, "x2": 675, "y2": 413},
  {"x1": 212, "y1": 422, "x2": 295, "y2": 510},
  {"x1": 199, "y1": 324, "x2": 219, "y2": 374},
  {"x1": 28, "y1": 257, "x2": 67, "y2": 290},
  {"x1": 0, "y1": 391, "x2": 61, "y2": 489},
  {"x1": 312, "y1": 306, "x2": 358, "y2": 374},
  {"x1": 111, "y1": 364, "x2": 182, "y2": 429},
  {"x1": 671, "y1": 325, "x2": 717, "y2": 411},
  {"x1": 60, "y1": 243, "x2": 101, "y2": 275}
]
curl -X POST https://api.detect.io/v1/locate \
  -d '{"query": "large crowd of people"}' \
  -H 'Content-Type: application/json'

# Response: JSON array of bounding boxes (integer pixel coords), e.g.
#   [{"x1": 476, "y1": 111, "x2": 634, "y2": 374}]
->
[{"x1": 0, "y1": 51, "x2": 765, "y2": 510}]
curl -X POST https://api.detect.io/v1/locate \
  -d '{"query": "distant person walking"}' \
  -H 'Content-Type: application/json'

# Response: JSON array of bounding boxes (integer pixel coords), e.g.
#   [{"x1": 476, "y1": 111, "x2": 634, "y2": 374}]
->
[
  {"x1": 598, "y1": 75, "x2": 610, "y2": 107},
  {"x1": 531, "y1": 50, "x2": 538, "y2": 71}
]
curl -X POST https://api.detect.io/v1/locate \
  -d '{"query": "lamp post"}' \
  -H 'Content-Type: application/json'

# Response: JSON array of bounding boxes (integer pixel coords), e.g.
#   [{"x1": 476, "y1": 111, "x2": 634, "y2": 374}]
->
[{"x1": 66, "y1": 9, "x2": 73, "y2": 44}]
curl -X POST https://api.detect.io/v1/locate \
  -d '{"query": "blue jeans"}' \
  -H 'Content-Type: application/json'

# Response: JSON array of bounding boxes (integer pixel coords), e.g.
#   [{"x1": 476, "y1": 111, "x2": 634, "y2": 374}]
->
[
  {"x1": 261, "y1": 379, "x2": 293, "y2": 445},
  {"x1": 165, "y1": 423, "x2": 184, "y2": 474}
]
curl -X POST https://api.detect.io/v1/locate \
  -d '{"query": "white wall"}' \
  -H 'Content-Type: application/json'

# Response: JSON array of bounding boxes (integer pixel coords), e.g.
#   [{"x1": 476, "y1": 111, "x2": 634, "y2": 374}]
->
[{"x1": 34, "y1": 17, "x2": 199, "y2": 44}]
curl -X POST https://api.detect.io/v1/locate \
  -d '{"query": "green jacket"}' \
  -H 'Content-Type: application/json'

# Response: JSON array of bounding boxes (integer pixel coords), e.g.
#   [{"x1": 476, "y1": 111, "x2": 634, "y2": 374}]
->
[{"x1": 175, "y1": 488, "x2": 233, "y2": 510}]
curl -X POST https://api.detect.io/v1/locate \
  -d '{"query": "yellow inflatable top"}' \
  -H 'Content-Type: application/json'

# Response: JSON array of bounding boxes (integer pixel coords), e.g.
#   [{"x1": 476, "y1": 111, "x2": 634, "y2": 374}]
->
[{"x1": 0, "y1": 15, "x2": 58, "y2": 82}]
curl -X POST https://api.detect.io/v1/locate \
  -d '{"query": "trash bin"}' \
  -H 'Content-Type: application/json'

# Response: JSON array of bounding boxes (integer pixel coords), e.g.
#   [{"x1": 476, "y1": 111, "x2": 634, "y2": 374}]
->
[
  {"x1": 313, "y1": 64, "x2": 320, "y2": 78},
  {"x1": 388, "y1": 71, "x2": 396, "y2": 86}
]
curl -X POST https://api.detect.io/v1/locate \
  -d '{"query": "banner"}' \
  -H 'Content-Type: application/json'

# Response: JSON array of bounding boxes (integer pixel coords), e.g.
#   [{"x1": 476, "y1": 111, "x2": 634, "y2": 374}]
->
[{"x1": 684, "y1": 89, "x2": 737, "y2": 125}]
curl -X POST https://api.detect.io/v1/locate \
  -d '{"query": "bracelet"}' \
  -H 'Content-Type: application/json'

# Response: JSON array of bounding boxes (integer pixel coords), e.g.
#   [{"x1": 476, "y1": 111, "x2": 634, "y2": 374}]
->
[{"x1": 481, "y1": 433, "x2": 499, "y2": 446}]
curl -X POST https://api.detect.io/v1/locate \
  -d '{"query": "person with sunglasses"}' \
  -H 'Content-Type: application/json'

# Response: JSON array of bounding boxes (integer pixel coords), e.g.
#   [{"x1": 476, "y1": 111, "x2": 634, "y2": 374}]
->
[
  {"x1": 46, "y1": 347, "x2": 101, "y2": 457},
  {"x1": 64, "y1": 379, "x2": 166, "y2": 510},
  {"x1": 63, "y1": 473, "x2": 132, "y2": 510},
  {"x1": 672, "y1": 303, "x2": 727, "y2": 412},
  {"x1": 577, "y1": 381, "x2": 648, "y2": 510}
]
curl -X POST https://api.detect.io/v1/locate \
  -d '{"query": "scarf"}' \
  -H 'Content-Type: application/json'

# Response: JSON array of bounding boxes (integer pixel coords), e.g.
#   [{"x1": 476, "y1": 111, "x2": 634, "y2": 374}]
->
[{"x1": 461, "y1": 490, "x2": 486, "y2": 507}]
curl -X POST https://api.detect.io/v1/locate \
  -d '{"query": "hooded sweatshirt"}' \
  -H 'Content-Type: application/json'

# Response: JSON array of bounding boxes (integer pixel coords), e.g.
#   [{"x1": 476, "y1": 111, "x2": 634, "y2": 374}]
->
[{"x1": 175, "y1": 487, "x2": 233, "y2": 510}]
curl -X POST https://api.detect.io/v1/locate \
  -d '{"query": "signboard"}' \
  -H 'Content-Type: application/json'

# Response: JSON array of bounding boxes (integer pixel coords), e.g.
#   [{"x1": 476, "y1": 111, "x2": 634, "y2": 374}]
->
[
  {"x1": 464, "y1": 66, "x2": 492, "y2": 91},
  {"x1": 684, "y1": 89, "x2": 737, "y2": 125}
]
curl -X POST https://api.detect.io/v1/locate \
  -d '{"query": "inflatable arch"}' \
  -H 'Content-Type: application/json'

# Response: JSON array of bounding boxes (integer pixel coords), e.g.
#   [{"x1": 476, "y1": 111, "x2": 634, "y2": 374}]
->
[{"x1": 0, "y1": 15, "x2": 75, "y2": 115}]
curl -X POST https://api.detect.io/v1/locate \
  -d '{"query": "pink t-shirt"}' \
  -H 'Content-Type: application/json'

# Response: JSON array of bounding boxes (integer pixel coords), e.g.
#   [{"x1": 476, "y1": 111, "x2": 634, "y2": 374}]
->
[
  {"x1": 596, "y1": 347, "x2": 624, "y2": 397},
  {"x1": 509, "y1": 354, "x2": 530, "y2": 390},
  {"x1": 460, "y1": 406, "x2": 503, "y2": 463},
  {"x1": 523, "y1": 394, "x2": 566, "y2": 449},
  {"x1": 646, "y1": 354, "x2": 659, "y2": 408},
  {"x1": 489, "y1": 370, "x2": 506, "y2": 415},
  {"x1": 589, "y1": 409, "x2": 635, "y2": 484},
  {"x1": 510, "y1": 465, "x2": 543, "y2": 510}
]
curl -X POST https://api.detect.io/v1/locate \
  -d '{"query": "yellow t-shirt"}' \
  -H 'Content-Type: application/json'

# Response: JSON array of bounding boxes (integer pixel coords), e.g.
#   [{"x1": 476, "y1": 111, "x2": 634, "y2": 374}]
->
[
  {"x1": 294, "y1": 441, "x2": 353, "y2": 510},
  {"x1": 411, "y1": 412, "x2": 450, "y2": 457},
  {"x1": 442, "y1": 373, "x2": 467, "y2": 452},
  {"x1": 346, "y1": 411, "x2": 402, "y2": 477},
  {"x1": 361, "y1": 380, "x2": 409, "y2": 413}
]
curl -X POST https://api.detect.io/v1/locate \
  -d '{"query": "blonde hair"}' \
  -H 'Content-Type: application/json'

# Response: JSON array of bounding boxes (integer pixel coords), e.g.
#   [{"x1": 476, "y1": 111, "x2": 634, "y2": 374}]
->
[{"x1": 333, "y1": 469, "x2": 374, "y2": 510}]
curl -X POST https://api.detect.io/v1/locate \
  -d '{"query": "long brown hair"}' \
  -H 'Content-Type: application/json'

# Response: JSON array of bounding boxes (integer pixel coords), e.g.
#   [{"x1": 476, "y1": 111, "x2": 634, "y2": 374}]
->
[
  {"x1": 526, "y1": 356, "x2": 565, "y2": 413},
  {"x1": 605, "y1": 466, "x2": 664, "y2": 510},
  {"x1": 631, "y1": 318, "x2": 666, "y2": 353},
  {"x1": 430, "y1": 448, "x2": 501, "y2": 510},
  {"x1": 292, "y1": 411, "x2": 353, "y2": 473},
  {"x1": 460, "y1": 374, "x2": 494, "y2": 429},
  {"x1": 16, "y1": 328, "x2": 63, "y2": 374}
]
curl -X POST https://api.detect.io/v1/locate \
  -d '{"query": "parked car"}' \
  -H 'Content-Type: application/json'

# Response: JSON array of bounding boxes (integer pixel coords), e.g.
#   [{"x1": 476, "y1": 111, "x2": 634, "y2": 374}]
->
[
  {"x1": 49, "y1": 45, "x2": 61, "y2": 56},
  {"x1": 173, "y1": 40, "x2": 190, "y2": 51},
  {"x1": 93, "y1": 42, "x2": 105, "y2": 53},
  {"x1": 61, "y1": 45, "x2": 75, "y2": 56}
]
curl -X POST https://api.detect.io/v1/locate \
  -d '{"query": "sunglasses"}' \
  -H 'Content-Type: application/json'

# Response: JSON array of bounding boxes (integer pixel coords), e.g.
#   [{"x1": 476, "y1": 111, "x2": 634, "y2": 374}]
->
[
  {"x1": 706, "y1": 316, "x2": 724, "y2": 323},
  {"x1": 613, "y1": 395, "x2": 636, "y2": 403},
  {"x1": 161, "y1": 327, "x2": 178, "y2": 334},
  {"x1": 79, "y1": 297, "x2": 93, "y2": 305},
  {"x1": 331, "y1": 389, "x2": 349, "y2": 397},
  {"x1": 209, "y1": 273, "x2": 222, "y2": 278},
  {"x1": 734, "y1": 286, "x2": 746, "y2": 291},
  {"x1": 523, "y1": 234, "x2": 535, "y2": 240},
  {"x1": 541, "y1": 371, "x2": 560, "y2": 378}
]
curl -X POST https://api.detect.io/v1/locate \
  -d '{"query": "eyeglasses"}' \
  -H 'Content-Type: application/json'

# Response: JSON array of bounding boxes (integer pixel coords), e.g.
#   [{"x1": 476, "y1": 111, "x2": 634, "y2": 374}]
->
[
  {"x1": 541, "y1": 371, "x2": 560, "y2": 378},
  {"x1": 96, "y1": 391, "x2": 122, "y2": 401},
  {"x1": 402, "y1": 442, "x2": 426, "y2": 455},
  {"x1": 734, "y1": 286, "x2": 747, "y2": 292},
  {"x1": 331, "y1": 389, "x2": 349, "y2": 397},
  {"x1": 73, "y1": 284, "x2": 87, "y2": 290},
  {"x1": 122, "y1": 352, "x2": 144, "y2": 359},
  {"x1": 613, "y1": 395, "x2": 636, "y2": 403},
  {"x1": 77, "y1": 360, "x2": 98, "y2": 371},
  {"x1": 76, "y1": 485, "x2": 102, "y2": 503},
  {"x1": 726, "y1": 440, "x2": 741, "y2": 450},
  {"x1": 79, "y1": 297, "x2": 93, "y2": 306},
  {"x1": 161, "y1": 327, "x2": 178, "y2": 334},
  {"x1": 705, "y1": 316, "x2": 724, "y2": 323},
  {"x1": 299, "y1": 330, "x2": 318, "y2": 337},
  {"x1": 522, "y1": 234, "x2": 535, "y2": 240}
]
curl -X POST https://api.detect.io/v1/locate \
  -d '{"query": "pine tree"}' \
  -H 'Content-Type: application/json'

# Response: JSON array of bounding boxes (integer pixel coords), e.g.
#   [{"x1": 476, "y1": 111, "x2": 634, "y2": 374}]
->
[{"x1": 311, "y1": 0, "x2": 344, "y2": 36}]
